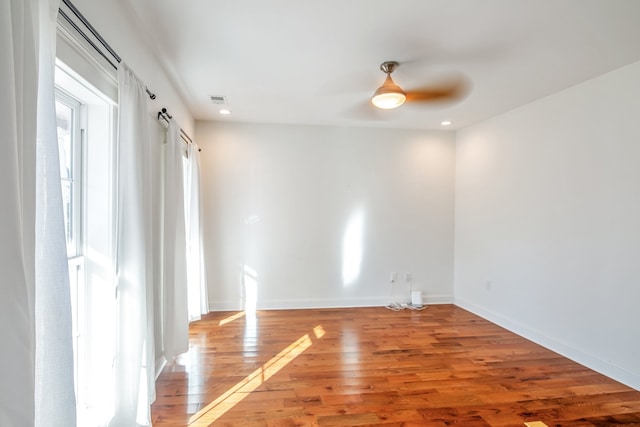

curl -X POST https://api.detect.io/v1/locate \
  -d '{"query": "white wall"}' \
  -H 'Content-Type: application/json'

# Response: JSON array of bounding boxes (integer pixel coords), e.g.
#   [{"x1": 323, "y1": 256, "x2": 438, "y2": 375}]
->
[
  {"x1": 196, "y1": 122, "x2": 455, "y2": 310},
  {"x1": 454, "y1": 61, "x2": 640, "y2": 390}
]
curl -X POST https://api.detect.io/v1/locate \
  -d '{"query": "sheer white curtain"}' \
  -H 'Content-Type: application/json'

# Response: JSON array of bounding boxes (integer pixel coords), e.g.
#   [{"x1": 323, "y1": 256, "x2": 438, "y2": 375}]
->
[
  {"x1": 34, "y1": 0, "x2": 77, "y2": 425},
  {"x1": 186, "y1": 143, "x2": 209, "y2": 321},
  {"x1": 163, "y1": 121, "x2": 189, "y2": 360},
  {"x1": 1, "y1": 0, "x2": 76, "y2": 425},
  {"x1": 111, "y1": 63, "x2": 156, "y2": 427}
]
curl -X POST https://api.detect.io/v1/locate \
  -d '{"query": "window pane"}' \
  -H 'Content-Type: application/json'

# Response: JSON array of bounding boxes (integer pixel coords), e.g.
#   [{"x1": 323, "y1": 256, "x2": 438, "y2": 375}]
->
[
  {"x1": 56, "y1": 100, "x2": 73, "y2": 180},
  {"x1": 55, "y1": 99, "x2": 77, "y2": 256},
  {"x1": 61, "y1": 180, "x2": 72, "y2": 245}
]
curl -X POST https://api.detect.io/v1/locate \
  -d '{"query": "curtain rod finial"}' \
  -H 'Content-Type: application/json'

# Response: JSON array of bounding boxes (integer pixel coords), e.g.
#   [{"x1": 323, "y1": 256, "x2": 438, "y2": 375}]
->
[{"x1": 145, "y1": 87, "x2": 156, "y2": 100}]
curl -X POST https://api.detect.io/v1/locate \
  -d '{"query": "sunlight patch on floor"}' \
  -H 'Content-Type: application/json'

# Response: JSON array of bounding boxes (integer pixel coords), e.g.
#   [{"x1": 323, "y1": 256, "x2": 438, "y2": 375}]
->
[
  {"x1": 313, "y1": 325, "x2": 325, "y2": 338},
  {"x1": 218, "y1": 311, "x2": 245, "y2": 326},
  {"x1": 188, "y1": 326, "x2": 324, "y2": 426}
]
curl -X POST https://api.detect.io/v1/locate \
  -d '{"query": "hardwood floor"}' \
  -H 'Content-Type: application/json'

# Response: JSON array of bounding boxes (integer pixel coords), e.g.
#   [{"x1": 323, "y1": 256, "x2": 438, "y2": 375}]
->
[{"x1": 151, "y1": 305, "x2": 640, "y2": 426}]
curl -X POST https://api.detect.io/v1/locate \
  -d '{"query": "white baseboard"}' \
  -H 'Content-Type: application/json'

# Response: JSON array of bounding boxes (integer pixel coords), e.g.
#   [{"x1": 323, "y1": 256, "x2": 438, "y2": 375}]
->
[
  {"x1": 155, "y1": 356, "x2": 167, "y2": 380},
  {"x1": 454, "y1": 296, "x2": 640, "y2": 391},
  {"x1": 207, "y1": 293, "x2": 453, "y2": 312}
]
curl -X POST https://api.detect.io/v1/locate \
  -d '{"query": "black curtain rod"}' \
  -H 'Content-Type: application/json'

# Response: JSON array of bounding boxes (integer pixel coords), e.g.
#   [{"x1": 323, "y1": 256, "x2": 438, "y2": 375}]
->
[
  {"x1": 59, "y1": 0, "x2": 156, "y2": 100},
  {"x1": 158, "y1": 108, "x2": 200, "y2": 151},
  {"x1": 58, "y1": 0, "x2": 197, "y2": 149}
]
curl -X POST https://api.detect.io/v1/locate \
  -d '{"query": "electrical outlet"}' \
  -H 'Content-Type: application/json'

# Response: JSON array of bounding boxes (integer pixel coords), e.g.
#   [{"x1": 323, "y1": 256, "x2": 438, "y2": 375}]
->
[
  {"x1": 485, "y1": 280, "x2": 492, "y2": 290},
  {"x1": 405, "y1": 273, "x2": 412, "y2": 282},
  {"x1": 390, "y1": 272, "x2": 397, "y2": 283}
]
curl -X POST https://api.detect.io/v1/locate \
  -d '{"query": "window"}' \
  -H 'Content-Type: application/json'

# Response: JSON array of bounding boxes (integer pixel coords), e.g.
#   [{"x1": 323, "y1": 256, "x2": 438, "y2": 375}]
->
[{"x1": 55, "y1": 60, "x2": 118, "y2": 426}]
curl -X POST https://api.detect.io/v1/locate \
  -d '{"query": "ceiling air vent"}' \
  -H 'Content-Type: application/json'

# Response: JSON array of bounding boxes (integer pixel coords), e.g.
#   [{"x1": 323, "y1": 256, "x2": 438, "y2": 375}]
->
[{"x1": 210, "y1": 95, "x2": 227, "y2": 105}]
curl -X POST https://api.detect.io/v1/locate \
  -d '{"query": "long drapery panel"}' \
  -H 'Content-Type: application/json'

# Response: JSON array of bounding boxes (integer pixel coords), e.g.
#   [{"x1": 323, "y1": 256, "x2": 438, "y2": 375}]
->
[
  {"x1": 111, "y1": 63, "x2": 156, "y2": 427},
  {"x1": 1, "y1": 0, "x2": 76, "y2": 425},
  {"x1": 0, "y1": 0, "x2": 39, "y2": 424},
  {"x1": 162, "y1": 120, "x2": 189, "y2": 361},
  {"x1": 34, "y1": 0, "x2": 77, "y2": 425},
  {"x1": 186, "y1": 142, "x2": 209, "y2": 320}
]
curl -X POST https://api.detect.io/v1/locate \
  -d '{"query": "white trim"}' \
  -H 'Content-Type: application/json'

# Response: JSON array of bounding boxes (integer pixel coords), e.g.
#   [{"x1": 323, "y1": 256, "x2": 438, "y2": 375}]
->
[
  {"x1": 207, "y1": 294, "x2": 453, "y2": 312},
  {"x1": 56, "y1": 23, "x2": 117, "y2": 102},
  {"x1": 154, "y1": 356, "x2": 167, "y2": 381}
]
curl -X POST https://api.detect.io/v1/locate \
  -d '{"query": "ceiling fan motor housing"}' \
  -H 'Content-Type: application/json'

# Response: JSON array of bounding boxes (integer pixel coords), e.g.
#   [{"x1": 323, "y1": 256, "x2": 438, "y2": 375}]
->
[{"x1": 380, "y1": 61, "x2": 399, "y2": 74}]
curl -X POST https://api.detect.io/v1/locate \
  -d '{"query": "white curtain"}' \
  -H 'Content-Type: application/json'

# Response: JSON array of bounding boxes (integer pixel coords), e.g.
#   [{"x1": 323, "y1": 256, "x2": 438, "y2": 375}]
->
[
  {"x1": 1, "y1": 0, "x2": 76, "y2": 425},
  {"x1": 34, "y1": 0, "x2": 77, "y2": 425},
  {"x1": 162, "y1": 121, "x2": 189, "y2": 360},
  {"x1": 0, "y1": 0, "x2": 39, "y2": 424},
  {"x1": 111, "y1": 63, "x2": 156, "y2": 427},
  {"x1": 186, "y1": 142, "x2": 209, "y2": 321}
]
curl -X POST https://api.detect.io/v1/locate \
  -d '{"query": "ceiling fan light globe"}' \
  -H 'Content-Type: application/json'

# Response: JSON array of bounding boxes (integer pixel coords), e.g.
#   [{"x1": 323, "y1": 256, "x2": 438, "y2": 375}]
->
[
  {"x1": 372, "y1": 92, "x2": 406, "y2": 109},
  {"x1": 371, "y1": 74, "x2": 406, "y2": 109}
]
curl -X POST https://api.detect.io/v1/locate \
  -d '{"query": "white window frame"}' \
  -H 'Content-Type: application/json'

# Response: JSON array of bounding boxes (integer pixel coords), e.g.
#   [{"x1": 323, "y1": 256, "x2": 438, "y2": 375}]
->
[
  {"x1": 55, "y1": 87, "x2": 86, "y2": 259},
  {"x1": 55, "y1": 59, "x2": 118, "y2": 426}
]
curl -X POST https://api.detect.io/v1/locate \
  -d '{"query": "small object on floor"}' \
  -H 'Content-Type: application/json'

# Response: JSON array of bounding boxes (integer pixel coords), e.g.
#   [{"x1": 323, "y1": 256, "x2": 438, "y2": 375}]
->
[{"x1": 385, "y1": 302, "x2": 427, "y2": 311}]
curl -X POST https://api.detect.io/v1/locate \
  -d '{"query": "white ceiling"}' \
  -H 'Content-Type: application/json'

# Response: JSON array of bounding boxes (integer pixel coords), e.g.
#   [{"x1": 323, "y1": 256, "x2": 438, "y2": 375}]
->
[{"x1": 124, "y1": 0, "x2": 640, "y2": 130}]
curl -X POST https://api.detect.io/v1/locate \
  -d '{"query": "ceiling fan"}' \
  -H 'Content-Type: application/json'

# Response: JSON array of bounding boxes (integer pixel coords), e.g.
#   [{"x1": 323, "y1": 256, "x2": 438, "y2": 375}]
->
[{"x1": 371, "y1": 61, "x2": 468, "y2": 109}]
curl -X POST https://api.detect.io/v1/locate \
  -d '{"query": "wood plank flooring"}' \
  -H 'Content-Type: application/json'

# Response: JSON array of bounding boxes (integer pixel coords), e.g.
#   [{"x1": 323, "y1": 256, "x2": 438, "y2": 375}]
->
[{"x1": 151, "y1": 305, "x2": 640, "y2": 426}]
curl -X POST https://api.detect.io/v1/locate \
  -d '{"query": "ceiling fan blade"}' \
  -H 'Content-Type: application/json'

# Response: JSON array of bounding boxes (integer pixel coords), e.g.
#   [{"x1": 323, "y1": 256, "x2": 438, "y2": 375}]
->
[{"x1": 405, "y1": 75, "x2": 470, "y2": 104}]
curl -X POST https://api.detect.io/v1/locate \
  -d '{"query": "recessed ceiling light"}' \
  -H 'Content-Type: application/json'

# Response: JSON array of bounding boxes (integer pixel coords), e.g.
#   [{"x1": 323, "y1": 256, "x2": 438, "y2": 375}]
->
[
  {"x1": 441, "y1": 121, "x2": 452, "y2": 126},
  {"x1": 219, "y1": 109, "x2": 231, "y2": 115}
]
